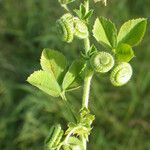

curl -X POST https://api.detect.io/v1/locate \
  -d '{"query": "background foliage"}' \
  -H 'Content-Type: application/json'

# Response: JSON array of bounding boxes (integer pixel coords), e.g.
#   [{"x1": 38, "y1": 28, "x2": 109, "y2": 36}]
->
[{"x1": 0, "y1": 0, "x2": 150, "y2": 149}]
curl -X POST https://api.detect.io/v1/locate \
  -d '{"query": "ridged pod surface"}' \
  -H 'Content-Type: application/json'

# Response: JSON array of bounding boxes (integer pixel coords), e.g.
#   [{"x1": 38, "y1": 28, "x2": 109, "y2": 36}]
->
[
  {"x1": 57, "y1": 13, "x2": 74, "y2": 43},
  {"x1": 90, "y1": 51, "x2": 114, "y2": 73},
  {"x1": 73, "y1": 17, "x2": 89, "y2": 39},
  {"x1": 45, "y1": 124, "x2": 64, "y2": 149},
  {"x1": 110, "y1": 62, "x2": 133, "y2": 86}
]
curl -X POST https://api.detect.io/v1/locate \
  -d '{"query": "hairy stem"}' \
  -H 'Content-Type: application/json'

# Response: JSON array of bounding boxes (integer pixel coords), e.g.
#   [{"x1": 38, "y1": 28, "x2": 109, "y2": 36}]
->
[
  {"x1": 81, "y1": 1, "x2": 93, "y2": 149},
  {"x1": 82, "y1": 65, "x2": 93, "y2": 150},
  {"x1": 82, "y1": 70, "x2": 93, "y2": 108}
]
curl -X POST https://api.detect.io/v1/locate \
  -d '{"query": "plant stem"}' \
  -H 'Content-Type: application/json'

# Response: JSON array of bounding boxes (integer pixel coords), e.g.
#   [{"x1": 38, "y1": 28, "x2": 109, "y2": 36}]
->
[
  {"x1": 81, "y1": 62, "x2": 93, "y2": 150},
  {"x1": 84, "y1": 38, "x2": 90, "y2": 54},
  {"x1": 81, "y1": 1, "x2": 93, "y2": 149},
  {"x1": 82, "y1": 70, "x2": 93, "y2": 108}
]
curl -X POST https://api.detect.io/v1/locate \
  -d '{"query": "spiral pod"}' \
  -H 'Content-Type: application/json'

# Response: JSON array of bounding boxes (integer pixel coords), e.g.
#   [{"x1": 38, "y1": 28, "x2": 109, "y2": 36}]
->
[
  {"x1": 90, "y1": 51, "x2": 114, "y2": 73},
  {"x1": 73, "y1": 17, "x2": 89, "y2": 39},
  {"x1": 45, "y1": 124, "x2": 64, "y2": 150},
  {"x1": 57, "y1": 13, "x2": 74, "y2": 43},
  {"x1": 110, "y1": 62, "x2": 133, "y2": 86}
]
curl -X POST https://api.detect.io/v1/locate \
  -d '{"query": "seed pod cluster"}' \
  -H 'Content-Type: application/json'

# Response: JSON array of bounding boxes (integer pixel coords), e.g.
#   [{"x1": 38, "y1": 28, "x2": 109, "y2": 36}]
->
[
  {"x1": 57, "y1": 13, "x2": 89, "y2": 43},
  {"x1": 90, "y1": 51, "x2": 133, "y2": 86}
]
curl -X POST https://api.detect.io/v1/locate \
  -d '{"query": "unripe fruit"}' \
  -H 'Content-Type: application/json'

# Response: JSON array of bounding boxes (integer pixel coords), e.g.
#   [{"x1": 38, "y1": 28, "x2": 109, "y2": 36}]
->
[
  {"x1": 90, "y1": 51, "x2": 114, "y2": 73},
  {"x1": 110, "y1": 62, "x2": 132, "y2": 86},
  {"x1": 73, "y1": 17, "x2": 89, "y2": 39},
  {"x1": 45, "y1": 124, "x2": 64, "y2": 149},
  {"x1": 57, "y1": 13, "x2": 74, "y2": 43}
]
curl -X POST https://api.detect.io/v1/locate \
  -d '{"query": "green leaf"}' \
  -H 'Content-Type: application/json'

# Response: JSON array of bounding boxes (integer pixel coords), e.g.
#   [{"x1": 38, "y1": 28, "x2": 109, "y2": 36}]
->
[
  {"x1": 62, "y1": 60, "x2": 85, "y2": 90},
  {"x1": 117, "y1": 18, "x2": 147, "y2": 46},
  {"x1": 80, "y1": 3, "x2": 86, "y2": 17},
  {"x1": 80, "y1": 107, "x2": 95, "y2": 127},
  {"x1": 74, "y1": 9, "x2": 81, "y2": 18},
  {"x1": 115, "y1": 43, "x2": 135, "y2": 62},
  {"x1": 83, "y1": 10, "x2": 94, "y2": 20},
  {"x1": 93, "y1": 17, "x2": 117, "y2": 48},
  {"x1": 66, "y1": 123, "x2": 91, "y2": 139},
  {"x1": 27, "y1": 70, "x2": 61, "y2": 97},
  {"x1": 40, "y1": 49, "x2": 67, "y2": 81}
]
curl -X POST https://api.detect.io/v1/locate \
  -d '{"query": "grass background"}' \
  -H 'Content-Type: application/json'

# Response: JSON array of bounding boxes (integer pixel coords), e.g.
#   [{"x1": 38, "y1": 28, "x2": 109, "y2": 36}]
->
[{"x1": 0, "y1": 0, "x2": 150, "y2": 149}]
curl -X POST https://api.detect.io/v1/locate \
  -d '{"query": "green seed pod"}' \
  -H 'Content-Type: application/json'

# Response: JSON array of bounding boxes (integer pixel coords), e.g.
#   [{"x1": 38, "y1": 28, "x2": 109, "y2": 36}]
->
[
  {"x1": 90, "y1": 51, "x2": 114, "y2": 73},
  {"x1": 73, "y1": 17, "x2": 89, "y2": 39},
  {"x1": 110, "y1": 62, "x2": 133, "y2": 86},
  {"x1": 45, "y1": 124, "x2": 64, "y2": 150},
  {"x1": 57, "y1": 13, "x2": 74, "y2": 43}
]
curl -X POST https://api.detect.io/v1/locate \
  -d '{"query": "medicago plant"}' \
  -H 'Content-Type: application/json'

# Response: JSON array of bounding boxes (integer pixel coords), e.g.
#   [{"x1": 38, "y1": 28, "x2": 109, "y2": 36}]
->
[{"x1": 27, "y1": 0, "x2": 147, "y2": 149}]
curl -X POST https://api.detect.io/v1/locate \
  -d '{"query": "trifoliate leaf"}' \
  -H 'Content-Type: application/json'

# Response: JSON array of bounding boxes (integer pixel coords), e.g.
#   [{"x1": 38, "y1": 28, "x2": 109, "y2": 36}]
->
[
  {"x1": 93, "y1": 17, "x2": 117, "y2": 48},
  {"x1": 115, "y1": 43, "x2": 134, "y2": 62},
  {"x1": 117, "y1": 18, "x2": 147, "y2": 46},
  {"x1": 62, "y1": 60, "x2": 85, "y2": 90},
  {"x1": 27, "y1": 70, "x2": 61, "y2": 97},
  {"x1": 40, "y1": 49, "x2": 67, "y2": 81}
]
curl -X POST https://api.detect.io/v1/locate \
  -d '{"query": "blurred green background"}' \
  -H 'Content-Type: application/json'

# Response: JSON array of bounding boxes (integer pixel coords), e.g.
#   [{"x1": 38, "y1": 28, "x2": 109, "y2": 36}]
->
[{"x1": 0, "y1": 0, "x2": 150, "y2": 149}]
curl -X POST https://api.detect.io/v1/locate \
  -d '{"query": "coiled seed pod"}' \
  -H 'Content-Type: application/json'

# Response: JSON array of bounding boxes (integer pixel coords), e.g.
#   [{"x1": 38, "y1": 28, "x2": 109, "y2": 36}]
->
[
  {"x1": 90, "y1": 51, "x2": 114, "y2": 73},
  {"x1": 110, "y1": 62, "x2": 133, "y2": 86},
  {"x1": 45, "y1": 124, "x2": 64, "y2": 150},
  {"x1": 73, "y1": 17, "x2": 89, "y2": 39},
  {"x1": 57, "y1": 13, "x2": 74, "y2": 43}
]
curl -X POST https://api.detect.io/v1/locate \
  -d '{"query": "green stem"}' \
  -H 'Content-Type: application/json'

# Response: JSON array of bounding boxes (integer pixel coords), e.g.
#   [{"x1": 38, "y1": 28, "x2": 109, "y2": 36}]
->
[
  {"x1": 84, "y1": 38, "x2": 90, "y2": 54},
  {"x1": 81, "y1": 1, "x2": 93, "y2": 149},
  {"x1": 82, "y1": 67, "x2": 93, "y2": 150},
  {"x1": 82, "y1": 0, "x2": 91, "y2": 109},
  {"x1": 82, "y1": 70, "x2": 93, "y2": 108}
]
